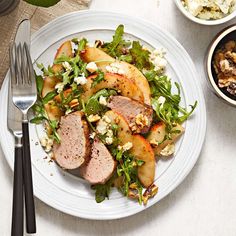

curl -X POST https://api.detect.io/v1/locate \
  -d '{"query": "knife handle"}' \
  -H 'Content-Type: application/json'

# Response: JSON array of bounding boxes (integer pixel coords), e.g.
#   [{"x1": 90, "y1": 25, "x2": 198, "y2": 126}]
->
[
  {"x1": 22, "y1": 121, "x2": 36, "y2": 233},
  {"x1": 11, "y1": 143, "x2": 24, "y2": 236}
]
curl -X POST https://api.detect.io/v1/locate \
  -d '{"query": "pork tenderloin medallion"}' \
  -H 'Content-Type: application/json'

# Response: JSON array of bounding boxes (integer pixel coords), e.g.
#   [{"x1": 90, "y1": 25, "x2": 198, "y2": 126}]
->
[
  {"x1": 79, "y1": 138, "x2": 117, "y2": 184},
  {"x1": 53, "y1": 111, "x2": 90, "y2": 169},
  {"x1": 107, "y1": 96, "x2": 153, "y2": 133}
]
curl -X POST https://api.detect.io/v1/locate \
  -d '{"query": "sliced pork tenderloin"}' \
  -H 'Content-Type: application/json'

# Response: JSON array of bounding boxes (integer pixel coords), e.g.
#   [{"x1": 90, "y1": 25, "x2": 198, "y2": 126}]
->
[
  {"x1": 53, "y1": 111, "x2": 91, "y2": 169},
  {"x1": 79, "y1": 138, "x2": 116, "y2": 184},
  {"x1": 107, "y1": 96, "x2": 153, "y2": 133}
]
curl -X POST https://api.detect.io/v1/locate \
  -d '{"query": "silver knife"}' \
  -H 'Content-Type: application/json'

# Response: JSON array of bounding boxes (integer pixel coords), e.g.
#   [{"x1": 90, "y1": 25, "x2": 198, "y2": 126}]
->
[{"x1": 8, "y1": 19, "x2": 36, "y2": 236}]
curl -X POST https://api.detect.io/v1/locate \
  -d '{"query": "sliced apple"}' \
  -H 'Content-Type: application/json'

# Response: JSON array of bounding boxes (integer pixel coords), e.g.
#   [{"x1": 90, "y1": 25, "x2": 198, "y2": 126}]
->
[
  {"x1": 103, "y1": 110, "x2": 155, "y2": 187},
  {"x1": 81, "y1": 73, "x2": 144, "y2": 103},
  {"x1": 54, "y1": 40, "x2": 73, "y2": 59},
  {"x1": 80, "y1": 47, "x2": 151, "y2": 105},
  {"x1": 42, "y1": 41, "x2": 73, "y2": 121},
  {"x1": 44, "y1": 102, "x2": 63, "y2": 121},
  {"x1": 147, "y1": 122, "x2": 184, "y2": 156}
]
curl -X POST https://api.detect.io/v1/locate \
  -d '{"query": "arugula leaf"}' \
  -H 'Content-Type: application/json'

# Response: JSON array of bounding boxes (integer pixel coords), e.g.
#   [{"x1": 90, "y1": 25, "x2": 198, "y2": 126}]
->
[
  {"x1": 85, "y1": 89, "x2": 117, "y2": 116},
  {"x1": 78, "y1": 38, "x2": 88, "y2": 52},
  {"x1": 30, "y1": 116, "x2": 47, "y2": 124},
  {"x1": 24, "y1": 0, "x2": 61, "y2": 7},
  {"x1": 104, "y1": 25, "x2": 124, "y2": 56},
  {"x1": 91, "y1": 176, "x2": 115, "y2": 203},
  {"x1": 130, "y1": 41, "x2": 152, "y2": 70},
  {"x1": 119, "y1": 54, "x2": 133, "y2": 63},
  {"x1": 42, "y1": 91, "x2": 57, "y2": 104},
  {"x1": 91, "y1": 70, "x2": 105, "y2": 88},
  {"x1": 35, "y1": 73, "x2": 44, "y2": 96},
  {"x1": 149, "y1": 74, "x2": 197, "y2": 132}
]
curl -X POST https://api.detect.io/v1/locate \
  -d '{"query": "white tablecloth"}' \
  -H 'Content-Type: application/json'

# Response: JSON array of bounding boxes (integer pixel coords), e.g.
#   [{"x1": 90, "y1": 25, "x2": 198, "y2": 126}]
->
[{"x1": 1, "y1": 0, "x2": 236, "y2": 235}]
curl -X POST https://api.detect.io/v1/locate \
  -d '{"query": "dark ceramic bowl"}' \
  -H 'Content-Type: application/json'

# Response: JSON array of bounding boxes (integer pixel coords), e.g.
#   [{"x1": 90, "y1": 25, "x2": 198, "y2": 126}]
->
[{"x1": 206, "y1": 24, "x2": 236, "y2": 106}]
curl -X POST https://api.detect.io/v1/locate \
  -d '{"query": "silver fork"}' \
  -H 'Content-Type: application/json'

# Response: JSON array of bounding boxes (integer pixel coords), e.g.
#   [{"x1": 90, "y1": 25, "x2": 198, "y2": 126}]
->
[{"x1": 10, "y1": 42, "x2": 37, "y2": 233}]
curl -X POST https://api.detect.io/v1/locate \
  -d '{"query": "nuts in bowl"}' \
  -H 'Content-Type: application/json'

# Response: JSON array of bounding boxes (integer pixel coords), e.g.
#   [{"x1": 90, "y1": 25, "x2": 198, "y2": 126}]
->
[
  {"x1": 175, "y1": 0, "x2": 236, "y2": 25},
  {"x1": 206, "y1": 25, "x2": 236, "y2": 106}
]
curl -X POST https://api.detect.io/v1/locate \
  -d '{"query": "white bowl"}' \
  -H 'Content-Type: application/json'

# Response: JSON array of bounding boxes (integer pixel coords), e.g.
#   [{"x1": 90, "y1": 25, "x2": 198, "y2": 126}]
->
[{"x1": 174, "y1": 0, "x2": 236, "y2": 25}]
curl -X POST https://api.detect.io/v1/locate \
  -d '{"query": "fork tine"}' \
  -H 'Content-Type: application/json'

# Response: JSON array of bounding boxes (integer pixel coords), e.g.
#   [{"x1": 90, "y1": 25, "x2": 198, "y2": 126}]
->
[
  {"x1": 21, "y1": 43, "x2": 28, "y2": 84},
  {"x1": 23, "y1": 43, "x2": 34, "y2": 86},
  {"x1": 9, "y1": 43, "x2": 17, "y2": 86},
  {"x1": 16, "y1": 43, "x2": 23, "y2": 85}
]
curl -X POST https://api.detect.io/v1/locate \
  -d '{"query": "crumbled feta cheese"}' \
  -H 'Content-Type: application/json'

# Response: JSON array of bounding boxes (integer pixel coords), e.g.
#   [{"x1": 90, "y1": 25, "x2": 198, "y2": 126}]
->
[
  {"x1": 118, "y1": 142, "x2": 133, "y2": 151},
  {"x1": 105, "y1": 62, "x2": 125, "y2": 75},
  {"x1": 71, "y1": 42, "x2": 77, "y2": 53},
  {"x1": 55, "y1": 82, "x2": 64, "y2": 93},
  {"x1": 105, "y1": 137, "x2": 113, "y2": 145},
  {"x1": 99, "y1": 95, "x2": 107, "y2": 106},
  {"x1": 62, "y1": 61, "x2": 72, "y2": 71},
  {"x1": 40, "y1": 137, "x2": 47, "y2": 147},
  {"x1": 86, "y1": 62, "x2": 98, "y2": 73},
  {"x1": 103, "y1": 115, "x2": 111, "y2": 123},
  {"x1": 40, "y1": 136, "x2": 54, "y2": 153},
  {"x1": 183, "y1": 0, "x2": 236, "y2": 20},
  {"x1": 87, "y1": 114, "x2": 101, "y2": 122},
  {"x1": 74, "y1": 73, "x2": 87, "y2": 85},
  {"x1": 65, "y1": 108, "x2": 72, "y2": 115},
  {"x1": 96, "y1": 120, "x2": 108, "y2": 135},
  {"x1": 48, "y1": 152, "x2": 54, "y2": 159},
  {"x1": 157, "y1": 96, "x2": 166, "y2": 108},
  {"x1": 106, "y1": 129, "x2": 113, "y2": 137},
  {"x1": 149, "y1": 48, "x2": 167, "y2": 71},
  {"x1": 96, "y1": 115, "x2": 113, "y2": 136},
  {"x1": 185, "y1": 0, "x2": 203, "y2": 16},
  {"x1": 160, "y1": 143, "x2": 175, "y2": 156},
  {"x1": 89, "y1": 132, "x2": 96, "y2": 139}
]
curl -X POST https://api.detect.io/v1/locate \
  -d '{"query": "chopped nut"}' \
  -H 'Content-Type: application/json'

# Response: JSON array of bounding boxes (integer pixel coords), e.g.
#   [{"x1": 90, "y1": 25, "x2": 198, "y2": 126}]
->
[
  {"x1": 149, "y1": 138, "x2": 159, "y2": 147},
  {"x1": 128, "y1": 189, "x2": 139, "y2": 199},
  {"x1": 129, "y1": 183, "x2": 138, "y2": 189},
  {"x1": 135, "y1": 114, "x2": 149, "y2": 128},
  {"x1": 143, "y1": 184, "x2": 158, "y2": 205},
  {"x1": 87, "y1": 114, "x2": 101, "y2": 122},
  {"x1": 69, "y1": 98, "x2": 79, "y2": 108},
  {"x1": 95, "y1": 40, "x2": 104, "y2": 47},
  {"x1": 160, "y1": 143, "x2": 175, "y2": 156},
  {"x1": 118, "y1": 142, "x2": 133, "y2": 151}
]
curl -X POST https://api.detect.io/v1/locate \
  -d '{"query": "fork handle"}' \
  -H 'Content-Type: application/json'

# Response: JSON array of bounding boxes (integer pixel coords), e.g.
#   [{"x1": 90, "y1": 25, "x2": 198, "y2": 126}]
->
[
  {"x1": 11, "y1": 143, "x2": 24, "y2": 236},
  {"x1": 22, "y1": 121, "x2": 36, "y2": 234}
]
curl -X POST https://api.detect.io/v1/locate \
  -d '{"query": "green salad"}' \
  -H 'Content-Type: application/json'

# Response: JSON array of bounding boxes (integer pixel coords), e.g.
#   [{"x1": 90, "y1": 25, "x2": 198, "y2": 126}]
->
[{"x1": 32, "y1": 25, "x2": 197, "y2": 205}]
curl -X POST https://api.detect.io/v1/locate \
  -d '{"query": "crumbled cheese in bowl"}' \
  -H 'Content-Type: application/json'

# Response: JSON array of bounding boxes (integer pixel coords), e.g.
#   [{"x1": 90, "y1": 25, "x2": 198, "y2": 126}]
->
[{"x1": 182, "y1": 0, "x2": 236, "y2": 20}]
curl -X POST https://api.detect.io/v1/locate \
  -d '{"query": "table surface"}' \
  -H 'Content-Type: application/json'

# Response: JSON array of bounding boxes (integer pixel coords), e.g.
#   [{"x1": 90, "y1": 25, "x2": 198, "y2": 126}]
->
[{"x1": 1, "y1": 0, "x2": 236, "y2": 235}]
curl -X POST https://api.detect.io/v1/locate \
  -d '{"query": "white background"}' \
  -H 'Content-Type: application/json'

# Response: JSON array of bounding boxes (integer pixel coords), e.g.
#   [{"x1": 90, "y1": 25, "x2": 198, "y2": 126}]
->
[{"x1": 1, "y1": 0, "x2": 236, "y2": 235}]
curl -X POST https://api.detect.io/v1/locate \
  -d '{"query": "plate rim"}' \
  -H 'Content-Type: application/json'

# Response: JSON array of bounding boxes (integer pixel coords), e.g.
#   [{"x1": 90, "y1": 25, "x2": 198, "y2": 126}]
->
[{"x1": 0, "y1": 10, "x2": 207, "y2": 220}]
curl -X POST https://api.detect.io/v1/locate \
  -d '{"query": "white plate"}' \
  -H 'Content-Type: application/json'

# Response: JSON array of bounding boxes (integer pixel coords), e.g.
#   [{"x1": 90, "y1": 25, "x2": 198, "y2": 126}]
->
[{"x1": 0, "y1": 11, "x2": 206, "y2": 220}]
